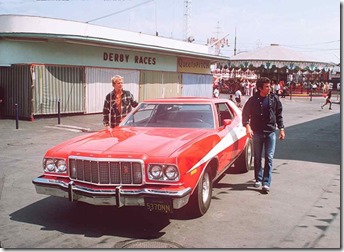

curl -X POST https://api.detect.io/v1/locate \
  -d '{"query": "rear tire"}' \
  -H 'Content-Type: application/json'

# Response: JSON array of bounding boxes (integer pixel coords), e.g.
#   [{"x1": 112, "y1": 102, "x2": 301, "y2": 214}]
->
[{"x1": 233, "y1": 139, "x2": 253, "y2": 173}]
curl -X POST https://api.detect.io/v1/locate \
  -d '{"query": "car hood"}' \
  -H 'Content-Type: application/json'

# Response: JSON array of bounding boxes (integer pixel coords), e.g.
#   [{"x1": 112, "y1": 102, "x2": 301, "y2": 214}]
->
[{"x1": 49, "y1": 127, "x2": 211, "y2": 158}]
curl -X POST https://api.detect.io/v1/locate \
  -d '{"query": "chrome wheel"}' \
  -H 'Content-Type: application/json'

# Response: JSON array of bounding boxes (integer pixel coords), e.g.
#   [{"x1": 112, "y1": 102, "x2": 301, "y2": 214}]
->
[
  {"x1": 202, "y1": 172, "x2": 210, "y2": 205},
  {"x1": 187, "y1": 168, "x2": 213, "y2": 217}
]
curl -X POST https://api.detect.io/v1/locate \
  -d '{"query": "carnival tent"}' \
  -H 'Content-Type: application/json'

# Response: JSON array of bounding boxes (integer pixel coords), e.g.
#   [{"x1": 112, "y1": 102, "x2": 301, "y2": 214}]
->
[{"x1": 228, "y1": 44, "x2": 334, "y2": 72}]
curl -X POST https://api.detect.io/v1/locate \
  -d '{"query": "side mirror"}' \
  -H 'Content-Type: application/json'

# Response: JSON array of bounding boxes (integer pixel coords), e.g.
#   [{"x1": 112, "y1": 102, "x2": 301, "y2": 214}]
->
[{"x1": 223, "y1": 119, "x2": 232, "y2": 126}]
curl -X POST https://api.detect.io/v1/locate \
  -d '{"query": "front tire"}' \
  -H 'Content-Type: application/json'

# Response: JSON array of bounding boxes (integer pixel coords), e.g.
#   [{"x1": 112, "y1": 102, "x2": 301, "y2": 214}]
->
[{"x1": 187, "y1": 168, "x2": 213, "y2": 218}]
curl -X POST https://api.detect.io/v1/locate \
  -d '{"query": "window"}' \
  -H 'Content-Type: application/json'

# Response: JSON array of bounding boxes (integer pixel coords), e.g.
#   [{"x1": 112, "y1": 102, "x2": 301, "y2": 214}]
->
[
  {"x1": 216, "y1": 103, "x2": 235, "y2": 127},
  {"x1": 122, "y1": 103, "x2": 214, "y2": 128}
]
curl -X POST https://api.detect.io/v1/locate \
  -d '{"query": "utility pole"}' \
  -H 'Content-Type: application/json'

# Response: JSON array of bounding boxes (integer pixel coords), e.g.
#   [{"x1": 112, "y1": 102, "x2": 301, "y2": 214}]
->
[
  {"x1": 234, "y1": 27, "x2": 237, "y2": 56},
  {"x1": 183, "y1": 0, "x2": 193, "y2": 42}
]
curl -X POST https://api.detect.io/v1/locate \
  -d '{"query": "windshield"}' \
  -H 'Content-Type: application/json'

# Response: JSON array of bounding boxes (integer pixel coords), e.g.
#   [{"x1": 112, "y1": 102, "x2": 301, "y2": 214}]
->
[{"x1": 122, "y1": 103, "x2": 214, "y2": 128}]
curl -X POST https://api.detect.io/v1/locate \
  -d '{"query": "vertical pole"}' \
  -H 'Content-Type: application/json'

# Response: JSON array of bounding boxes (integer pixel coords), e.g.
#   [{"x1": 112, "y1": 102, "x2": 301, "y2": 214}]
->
[
  {"x1": 289, "y1": 85, "x2": 292, "y2": 100},
  {"x1": 234, "y1": 26, "x2": 237, "y2": 56},
  {"x1": 310, "y1": 86, "x2": 313, "y2": 101},
  {"x1": 58, "y1": 98, "x2": 61, "y2": 125},
  {"x1": 15, "y1": 103, "x2": 19, "y2": 129}
]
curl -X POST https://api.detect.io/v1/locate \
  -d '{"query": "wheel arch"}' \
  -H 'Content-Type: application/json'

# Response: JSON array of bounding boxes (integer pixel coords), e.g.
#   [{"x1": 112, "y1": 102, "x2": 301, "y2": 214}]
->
[{"x1": 207, "y1": 157, "x2": 219, "y2": 181}]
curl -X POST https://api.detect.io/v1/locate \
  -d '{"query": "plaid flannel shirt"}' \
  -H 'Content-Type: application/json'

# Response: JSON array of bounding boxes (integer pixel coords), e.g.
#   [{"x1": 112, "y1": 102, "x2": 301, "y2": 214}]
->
[{"x1": 103, "y1": 90, "x2": 138, "y2": 128}]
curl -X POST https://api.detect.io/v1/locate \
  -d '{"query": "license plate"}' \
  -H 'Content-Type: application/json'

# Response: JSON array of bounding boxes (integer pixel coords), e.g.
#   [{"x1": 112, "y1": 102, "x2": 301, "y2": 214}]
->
[{"x1": 144, "y1": 198, "x2": 173, "y2": 213}]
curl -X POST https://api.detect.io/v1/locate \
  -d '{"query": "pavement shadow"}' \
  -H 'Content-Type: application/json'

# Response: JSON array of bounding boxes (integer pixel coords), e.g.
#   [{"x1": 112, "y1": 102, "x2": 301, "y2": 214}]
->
[
  {"x1": 213, "y1": 181, "x2": 268, "y2": 195},
  {"x1": 274, "y1": 113, "x2": 340, "y2": 165},
  {"x1": 212, "y1": 113, "x2": 340, "y2": 195},
  {"x1": 9, "y1": 196, "x2": 170, "y2": 239},
  {"x1": 225, "y1": 113, "x2": 340, "y2": 169}
]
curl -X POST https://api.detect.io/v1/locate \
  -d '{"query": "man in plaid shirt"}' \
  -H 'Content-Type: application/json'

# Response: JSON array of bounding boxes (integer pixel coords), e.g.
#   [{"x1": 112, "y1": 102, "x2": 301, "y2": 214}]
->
[{"x1": 103, "y1": 75, "x2": 138, "y2": 128}]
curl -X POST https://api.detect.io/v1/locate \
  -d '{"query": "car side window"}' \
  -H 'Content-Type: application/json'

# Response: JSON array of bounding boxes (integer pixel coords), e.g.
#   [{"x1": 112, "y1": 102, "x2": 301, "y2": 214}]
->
[{"x1": 216, "y1": 103, "x2": 235, "y2": 127}]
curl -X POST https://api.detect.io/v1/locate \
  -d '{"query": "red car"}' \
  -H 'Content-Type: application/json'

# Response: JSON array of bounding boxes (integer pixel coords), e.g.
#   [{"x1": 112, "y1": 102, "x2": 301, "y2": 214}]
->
[{"x1": 33, "y1": 97, "x2": 252, "y2": 217}]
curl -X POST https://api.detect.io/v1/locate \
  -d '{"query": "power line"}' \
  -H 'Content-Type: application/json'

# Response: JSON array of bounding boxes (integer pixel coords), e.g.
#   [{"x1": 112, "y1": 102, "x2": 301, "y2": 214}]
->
[
  {"x1": 86, "y1": 0, "x2": 154, "y2": 23},
  {"x1": 283, "y1": 40, "x2": 340, "y2": 47},
  {"x1": 229, "y1": 40, "x2": 339, "y2": 48},
  {"x1": 295, "y1": 48, "x2": 340, "y2": 52}
]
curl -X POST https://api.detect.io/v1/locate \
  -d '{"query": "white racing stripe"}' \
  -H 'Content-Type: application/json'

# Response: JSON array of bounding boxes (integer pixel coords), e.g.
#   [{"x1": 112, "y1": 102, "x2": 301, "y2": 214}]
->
[{"x1": 187, "y1": 125, "x2": 246, "y2": 173}]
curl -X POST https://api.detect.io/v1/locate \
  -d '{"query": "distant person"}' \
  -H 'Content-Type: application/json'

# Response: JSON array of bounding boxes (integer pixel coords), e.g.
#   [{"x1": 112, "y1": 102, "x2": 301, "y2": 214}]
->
[
  {"x1": 275, "y1": 81, "x2": 281, "y2": 96},
  {"x1": 0, "y1": 86, "x2": 4, "y2": 118},
  {"x1": 271, "y1": 80, "x2": 276, "y2": 94},
  {"x1": 249, "y1": 81, "x2": 256, "y2": 96},
  {"x1": 103, "y1": 75, "x2": 138, "y2": 128},
  {"x1": 323, "y1": 82, "x2": 329, "y2": 94},
  {"x1": 329, "y1": 82, "x2": 334, "y2": 90},
  {"x1": 244, "y1": 81, "x2": 250, "y2": 96},
  {"x1": 281, "y1": 85, "x2": 288, "y2": 98},
  {"x1": 213, "y1": 87, "x2": 220, "y2": 98},
  {"x1": 229, "y1": 94, "x2": 234, "y2": 103},
  {"x1": 321, "y1": 89, "x2": 332, "y2": 110},
  {"x1": 235, "y1": 88, "x2": 242, "y2": 108},
  {"x1": 242, "y1": 77, "x2": 285, "y2": 193}
]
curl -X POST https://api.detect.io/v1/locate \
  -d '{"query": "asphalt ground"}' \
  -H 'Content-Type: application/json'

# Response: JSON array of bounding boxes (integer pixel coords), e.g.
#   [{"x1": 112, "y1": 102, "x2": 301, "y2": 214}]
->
[{"x1": 0, "y1": 94, "x2": 341, "y2": 249}]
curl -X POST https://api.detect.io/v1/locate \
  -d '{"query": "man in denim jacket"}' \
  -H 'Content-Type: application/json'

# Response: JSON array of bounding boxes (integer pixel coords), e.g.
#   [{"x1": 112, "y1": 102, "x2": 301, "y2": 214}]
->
[{"x1": 242, "y1": 77, "x2": 285, "y2": 193}]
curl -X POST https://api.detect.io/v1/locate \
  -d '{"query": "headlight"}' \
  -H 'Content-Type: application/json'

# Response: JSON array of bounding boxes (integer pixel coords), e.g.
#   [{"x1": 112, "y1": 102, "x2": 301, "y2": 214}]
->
[
  {"x1": 56, "y1": 159, "x2": 67, "y2": 172},
  {"x1": 148, "y1": 164, "x2": 179, "y2": 181},
  {"x1": 164, "y1": 165, "x2": 179, "y2": 180},
  {"x1": 149, "y1": 165, "x2": 163, "y2": 179},
  {"x1": 45, "y1": 159, "x2": 56, "y2": 172},
  {"x1": 43, "y1": 158, "x2": 67, "y2": 174}
]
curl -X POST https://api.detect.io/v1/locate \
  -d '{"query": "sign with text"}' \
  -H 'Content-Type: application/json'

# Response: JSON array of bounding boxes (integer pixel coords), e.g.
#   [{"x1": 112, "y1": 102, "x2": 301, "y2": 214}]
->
[
  {"x1": 102, "y1": 50, "x2": 176, "y2": 71},
  {"x1": 103, "y1": 52, "x2": 157, "y2": 65},
  {"x1": 177, "y1": 58, "x2": 211, "y2": 74}
]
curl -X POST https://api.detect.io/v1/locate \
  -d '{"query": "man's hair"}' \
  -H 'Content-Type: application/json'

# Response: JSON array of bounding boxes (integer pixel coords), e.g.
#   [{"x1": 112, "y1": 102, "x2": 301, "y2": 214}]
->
[
  {"x1": 256, "y1": 77, "x2": 271, "y2": 90},
  {"x1": 111, "y1": 75, "x2": 123, "y2": 84}
]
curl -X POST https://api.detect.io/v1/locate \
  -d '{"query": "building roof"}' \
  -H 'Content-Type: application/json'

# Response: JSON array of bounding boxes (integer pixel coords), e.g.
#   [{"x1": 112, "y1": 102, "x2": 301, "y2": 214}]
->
[
  {"x1": 229, "y1": 44, "x2": 334, "y2": 71},
  {"x1": 0, "y1": 14, "x2": 229, "y2": 63}
]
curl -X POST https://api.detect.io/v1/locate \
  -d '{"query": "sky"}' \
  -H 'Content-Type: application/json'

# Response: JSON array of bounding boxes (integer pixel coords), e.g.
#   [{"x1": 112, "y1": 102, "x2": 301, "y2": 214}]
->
[{"x1": 0, "y1": 0, "x2": 341, "y2": 64}]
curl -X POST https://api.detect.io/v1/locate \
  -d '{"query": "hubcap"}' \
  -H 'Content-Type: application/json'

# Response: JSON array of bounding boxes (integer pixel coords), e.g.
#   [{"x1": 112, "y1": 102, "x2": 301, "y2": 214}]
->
[{"x1": 202, "y1": 173, "x2": 210, "y2": 204}]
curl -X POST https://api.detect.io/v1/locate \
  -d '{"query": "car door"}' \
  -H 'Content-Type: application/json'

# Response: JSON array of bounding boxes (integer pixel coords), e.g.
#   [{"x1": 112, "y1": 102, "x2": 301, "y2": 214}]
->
[{"x1": 214, "y1": 102, "x2": 240, "y2": 173}]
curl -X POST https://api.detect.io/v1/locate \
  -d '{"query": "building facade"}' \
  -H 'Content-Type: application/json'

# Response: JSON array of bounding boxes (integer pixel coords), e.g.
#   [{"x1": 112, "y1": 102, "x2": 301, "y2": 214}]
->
[{"x1": 0, "y1": 15, "x2": 228, "y2": 119}]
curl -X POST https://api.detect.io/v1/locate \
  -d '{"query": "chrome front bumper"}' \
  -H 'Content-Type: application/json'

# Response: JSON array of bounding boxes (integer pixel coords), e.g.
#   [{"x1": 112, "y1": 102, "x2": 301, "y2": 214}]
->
[{"x1": 32, "y1": 177, "x2": 191, "y2": 209}]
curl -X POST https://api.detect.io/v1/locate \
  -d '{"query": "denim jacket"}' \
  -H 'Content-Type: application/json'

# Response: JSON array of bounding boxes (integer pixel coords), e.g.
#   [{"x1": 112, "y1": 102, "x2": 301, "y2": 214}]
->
[{"x1": 242, "y1": 92, "x2": 284, "y2": 133}]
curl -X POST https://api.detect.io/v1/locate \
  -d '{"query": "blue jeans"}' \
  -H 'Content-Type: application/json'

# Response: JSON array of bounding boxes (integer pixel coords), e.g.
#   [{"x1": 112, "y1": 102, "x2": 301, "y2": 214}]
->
[{"x1": 253, "y1": 132, "x2": 276, "y2": 187}]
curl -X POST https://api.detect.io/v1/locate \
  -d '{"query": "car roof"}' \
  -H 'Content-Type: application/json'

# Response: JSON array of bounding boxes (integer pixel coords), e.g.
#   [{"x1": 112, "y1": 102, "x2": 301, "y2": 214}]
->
[{"x1": 143, "y1": 96, "x2": 228, "y2": 104}]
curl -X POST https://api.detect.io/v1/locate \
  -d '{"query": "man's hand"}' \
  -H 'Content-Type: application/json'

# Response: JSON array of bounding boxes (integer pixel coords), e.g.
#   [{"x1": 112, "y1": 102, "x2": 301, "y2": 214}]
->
[
  {"x1": 245, "y1": 124, "x2": 253, "y2": 138},
  {"x1": 103, "y1": 122, "x2": 110, "y2": 130},
  {"x1": 279, "y1": 129, "x2": 285, "y2": 140}
]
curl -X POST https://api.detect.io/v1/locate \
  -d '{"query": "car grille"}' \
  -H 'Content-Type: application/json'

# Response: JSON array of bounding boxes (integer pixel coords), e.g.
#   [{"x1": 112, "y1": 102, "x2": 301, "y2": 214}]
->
[{"x1": 69, "y1": 157, "x2": 143, "y2": 185}]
